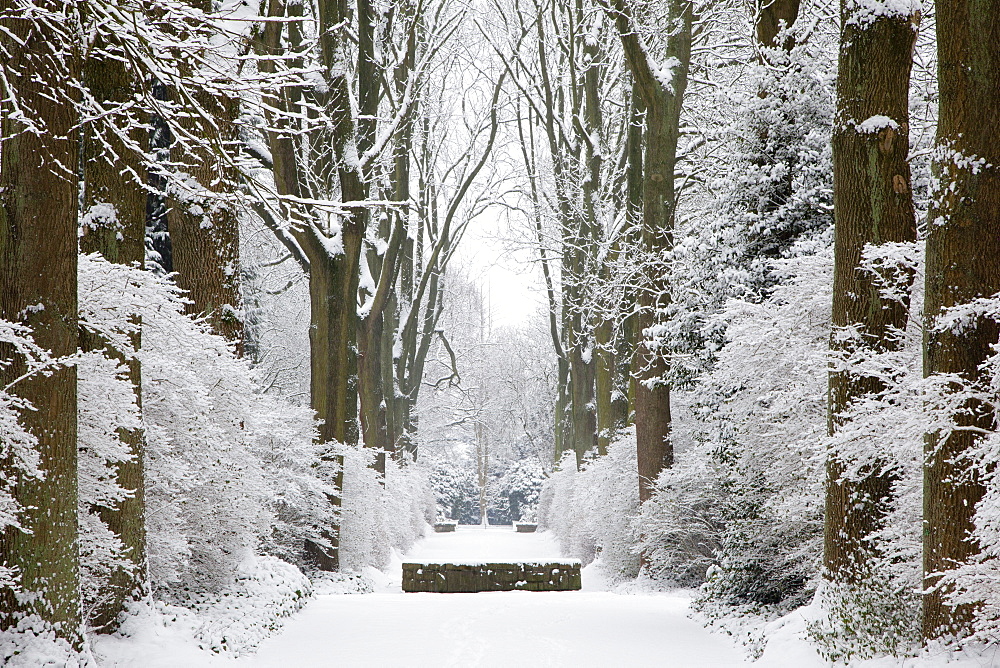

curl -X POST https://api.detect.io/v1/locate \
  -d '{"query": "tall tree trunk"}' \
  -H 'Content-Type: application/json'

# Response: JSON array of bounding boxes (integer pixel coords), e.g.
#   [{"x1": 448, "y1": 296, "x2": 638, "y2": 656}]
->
[
  {"x1": 387, "y1": 0, "x2": 419, "y2": 456},
  {"x1": 595, "y1": 311, "x2": 615, "y2": 457},
  {"x1": 825, "y1": 2, "x2": 918, "y2": 584},
  {"x1": 620, "y1": 83, "x2": 644, "y2": 425},
  {"x1": 167, "y1": 0, "x2": 244, "y2": 351},
  {"x1": 317, "y1": 0, "x2": 365, "y2": 454},
  {"x1": 300, "y1": 228, "x2": 359, "y2": 571},
  {"x1": 0, "y1": 0, "x2": 81, "y2": 643},
  {"x1": 607, "y1": 0, "x2": 692, "y2": 502},
  {"x1": 359, "y1": 219, "x2": 405, "y2": 475},
  {"x1": 255, "y1": 0, "x2": 362, "y2": 571},
  {"x1": 79, "y1": 27, "x2": 149, "y2": 631},
  {"x1": 166, "y1": 96, "x2": 244, "y2": 350},
  {"x1": 569, "y1": 21, "x2": 603, "y2": 465},
  {"x1": 922, "y1": 0, "x2": 1000, "y2": 639}
]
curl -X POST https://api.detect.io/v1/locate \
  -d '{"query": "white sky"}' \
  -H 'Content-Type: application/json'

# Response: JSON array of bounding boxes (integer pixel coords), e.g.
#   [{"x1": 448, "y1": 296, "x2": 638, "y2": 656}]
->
[{"x1": 454, "y1": 210, "x2": 545, "y2": 330}]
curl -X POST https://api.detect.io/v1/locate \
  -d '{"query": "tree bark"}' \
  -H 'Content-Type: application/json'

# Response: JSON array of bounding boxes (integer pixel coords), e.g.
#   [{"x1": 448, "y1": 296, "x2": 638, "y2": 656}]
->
[
  {"x1": 620, "y1": 83, "x2": 644, "y2": 425},
  {"x1": 79, "y1": 25, "x2": 150, "y2": 632},
  {"x1": 0, "y1": 0, "x2": 81, "y2": 643},
  {"x1": 922, "y1": 0, "x2": 1000, "y2": 639},
  {"x1": 825, "y1": 2, "x2": 918, "y2": 584},
  {"x1": 359, "y1": 219, "x2": 405, "y2": 474}
]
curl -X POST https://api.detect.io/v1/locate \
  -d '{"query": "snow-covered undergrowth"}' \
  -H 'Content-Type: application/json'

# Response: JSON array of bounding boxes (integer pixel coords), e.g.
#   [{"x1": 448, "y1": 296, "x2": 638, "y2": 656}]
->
[
  {"x1": 0, "y1": 616, "x2": 87, "y2": 668},
  {"x1": 78, "y1": 254, "x2": 338, "y2": 601},
  {"x1": 94, "y1": 555, "x2": 311, "y2": 662},
  {"x1": 339, "y1": 446, "x2": 433, "y2": 572},
  {"x1": 0, "y1": 256, "x2": 434, "y2": 662},
  {"x1": 539, "y1": 429, "x2": 641, "y2": 583},
  {"x1": 183, "y1": 555, "x2": 311, "y2": 656},
  {"x1": 0, "y1": 320, "x2": 50, "y2": 591}
]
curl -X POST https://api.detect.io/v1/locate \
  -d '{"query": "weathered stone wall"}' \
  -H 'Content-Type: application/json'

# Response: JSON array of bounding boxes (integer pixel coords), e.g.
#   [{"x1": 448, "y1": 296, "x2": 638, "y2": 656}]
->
[{"x1": 402, "y1": 562, "x2": 582, "y2": 592}]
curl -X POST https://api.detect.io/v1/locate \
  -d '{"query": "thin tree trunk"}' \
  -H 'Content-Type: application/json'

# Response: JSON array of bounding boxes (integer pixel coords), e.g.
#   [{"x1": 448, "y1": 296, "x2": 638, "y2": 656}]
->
[
  {"x1": 568, "y1": 20, "x2": 603, "y2": 465},
  {"x1": 922, "y1": 0, "x2": 1000, "y2": 639},
  {"x1": 825, "y1": 2, "x2": 918, "y2": 584},
  {"x1": 387, "y1": 1, "x2": 419, "y2": 457},
  {"x1": 0, "y1": 0, "x2": 81, "y2": 643},
  {"x1": 359, "y1": 219, "x2": 405, "y2": 474},
  {"x1": 79, "y1": 27, "x2": 149, "y2": 631},
  {"x1": 620, "y1": 83, "x2": 644, "y2": 425},
  {"x1": 595, "y1": 312, "x2": 615, "y2": 456}
]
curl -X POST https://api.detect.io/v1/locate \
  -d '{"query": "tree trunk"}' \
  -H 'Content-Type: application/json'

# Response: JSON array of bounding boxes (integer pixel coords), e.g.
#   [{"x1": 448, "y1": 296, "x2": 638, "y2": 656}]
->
[
  {"x1": 79, "y1": 27, "x2": 149, "y2": 632},
  {"x1": 922, "y1": 0, "x2": 1000, "y2": 639},
  {"x1": 387, "y1": 1, "x2": 419, "y2": 456},
  {"x1": 607, "y1": 0, "x2": 692, "y2": 502},
  {"x1": 595, "y1": 313, "x2": 615, "y2": 457},
  {"x1": 301, "y1": 226, "x2": 360, "y2": 571},
  {"x1": 166, "y1": 0, "x2": 244, "y2": 351},
  {"x1": 0, "y1": 0, "x2": 81, "y2": 643},
  {"x1": 166, "y1": 85, "x2": 244, "y2": 352},
  {"x1": 620, "y1": 83, "x2": 644, "y2": 426},
  {"x1": 359, "y1": 218, "x2": 405, "y2": 475},
  {"x1": 755, "y1": 0, "x2": 801, "y2": 52},
  {"x1": 825, "y1": 2, "x2": 918, "y2": 584}
]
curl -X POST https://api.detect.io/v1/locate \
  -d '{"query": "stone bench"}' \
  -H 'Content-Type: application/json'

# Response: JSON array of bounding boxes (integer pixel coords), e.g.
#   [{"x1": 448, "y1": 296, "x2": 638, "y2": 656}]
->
[{"x1": 402, "y1": 561, "x2": 582, "y2": 593}]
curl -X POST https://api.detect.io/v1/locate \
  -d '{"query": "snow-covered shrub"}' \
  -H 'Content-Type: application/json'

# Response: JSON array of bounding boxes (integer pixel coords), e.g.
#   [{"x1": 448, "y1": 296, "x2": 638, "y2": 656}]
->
[
  {"x1": 96, "y1": 556, "x2": 312, "y2": 661},
  {"x1": 639, "y1": 451, "x2": 725, "y2": 587},
  {"x1": 688, "y1": 251, "x2": 831, "y2": 611},
  {"x1": 0, "y1": 616, "x2": 86, "y2": 668},
  {"x1": 490, "y1": 457, "x2": 545, "y2": 523},
  {"x1": 807, "y1": 574, "x2": 921, "y2": 662},
  {"x1": 579, "y1": 432, "x2": 641, "y2": 580},
  {"x1": 668, "y1": 32, "x2": 836, "y2": 383},
  {"x1": 78, "y1": 254, "x2": 333, "y2": 600},
  {"x1": 76, "y1": 351, "x2": 141, "y2": 619},
  {"x1": 187, "y1": 555, "x2": 311, "y2": 656},
  {"x1": 140, "y1": 289, "x2": 271, "y2": 595},
  {"x1": 540, "y1": 432, "x2": 641, "y2": 580},
  {"x1": 383, "y1": 456, "x2": 433, "y2": 559},
  {"x1": 539, "y1": 452, "x2": 597, "y2": 565},
  {"x1": 426, "y1": 448, "x2": 479, "y2": 524},
  {"x1": 0, "y1": 320, "x2": 49, "y2": 592},
  {"x1": 250, "y1": 397, "x2": 337, "y2": 567},
  {"x1": 339, "y1": 447, "x2": 431, "y2": 572}
]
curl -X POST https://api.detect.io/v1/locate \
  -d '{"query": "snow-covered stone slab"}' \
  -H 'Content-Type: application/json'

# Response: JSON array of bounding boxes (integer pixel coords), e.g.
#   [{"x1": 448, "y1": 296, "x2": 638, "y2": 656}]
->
[{"x1": 401, "y1": 561, "x2": 582, "y2": 592}]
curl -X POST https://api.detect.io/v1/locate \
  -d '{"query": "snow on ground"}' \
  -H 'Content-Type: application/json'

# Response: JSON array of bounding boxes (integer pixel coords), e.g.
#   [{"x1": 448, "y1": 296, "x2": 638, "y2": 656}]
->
[
  {"x1": 91, "y1": 527, "x2": 1000, "y2": 667},
  {"x1": 399, "y1": 523, "x2": 574, "y2": 565},
  {"x1": 753, "y1": 604, "x2": 1000, "y2": 668},
  {"x1": 242, "y1": 526, "x2": 750, "y2": 668}
]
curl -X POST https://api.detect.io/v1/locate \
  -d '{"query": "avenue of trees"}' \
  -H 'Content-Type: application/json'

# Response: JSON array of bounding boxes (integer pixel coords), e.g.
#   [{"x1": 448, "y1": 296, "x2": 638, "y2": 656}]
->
[{"x1": 1, "y1": 0, "x2": 1000, "y2": 662}]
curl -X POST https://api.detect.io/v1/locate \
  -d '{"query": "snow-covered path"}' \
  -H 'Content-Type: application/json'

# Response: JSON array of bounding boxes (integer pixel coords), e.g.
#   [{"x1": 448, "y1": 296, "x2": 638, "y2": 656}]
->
[{"x1": 243, "y1": 526, "x2": 751, "y2": 667}]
